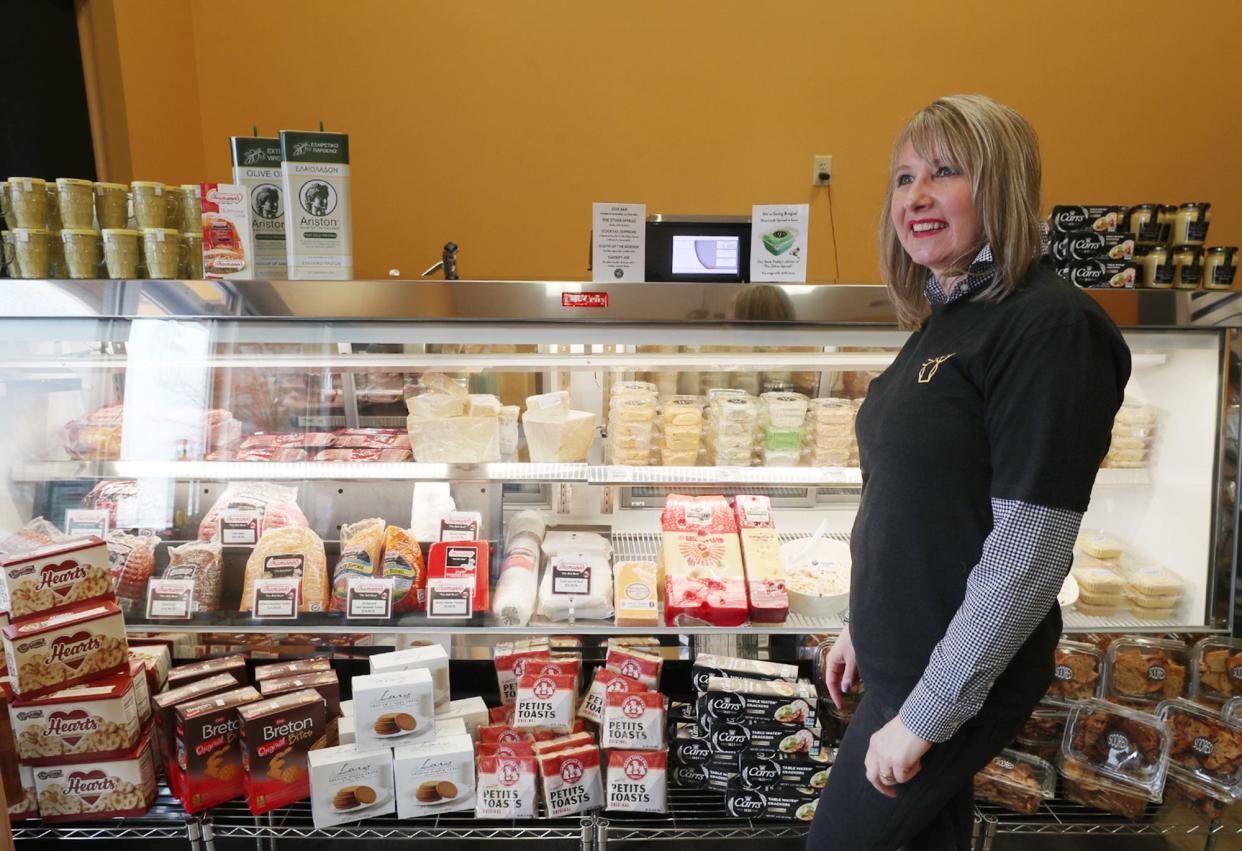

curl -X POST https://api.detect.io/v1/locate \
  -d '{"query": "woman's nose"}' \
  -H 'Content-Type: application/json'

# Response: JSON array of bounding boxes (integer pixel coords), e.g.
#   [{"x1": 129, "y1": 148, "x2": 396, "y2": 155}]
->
[{"x1": 906, "y1": 176, "x2": 931, "y2": 210}]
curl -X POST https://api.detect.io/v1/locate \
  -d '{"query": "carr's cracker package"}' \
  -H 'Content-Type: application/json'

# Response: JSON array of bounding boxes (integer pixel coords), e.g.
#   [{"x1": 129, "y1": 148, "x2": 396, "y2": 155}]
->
[
  {"x1": 31, "y1": 733, "x2": 157, "y2": 823},
  {"x1": 174, "y1": 686, "x2": 262, "y2": 812},
  {"x1": 279, "y1": 130, "x2": 352, "y2": 280},
  {"x1": 0, "y1": 536, "x2": 112, "y2": 621},
  {"x1": 691, "y1": 653, "x2": 799, "y2": 694},
  {"x1": 200, "y1": 183, "x2": 257, "y2": 280},
  {"x1": 11, "y1": 672, "x2": 142, "y2": 764},
  {"x1": 237, "y1": 688, "x2": 328, "y2": 815},
  {"x1": 3, "y1": 602, "x2": 128, "y2": 698},
  {"x1": 230, "y1": 136, "x2": 287, "y2": 279}
]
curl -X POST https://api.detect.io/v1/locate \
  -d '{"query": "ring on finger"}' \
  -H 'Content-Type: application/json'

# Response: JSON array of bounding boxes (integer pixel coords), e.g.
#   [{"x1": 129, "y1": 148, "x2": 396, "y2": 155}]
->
[{"x1": 880, "y1": 770, "x2": 896, "y2": 784}]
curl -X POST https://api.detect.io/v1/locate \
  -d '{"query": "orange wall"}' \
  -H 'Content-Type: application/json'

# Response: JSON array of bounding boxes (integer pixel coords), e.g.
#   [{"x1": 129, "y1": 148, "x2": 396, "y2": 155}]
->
[{"x1": 80, "y1": 0, "x2": 1242, "y2": 284}]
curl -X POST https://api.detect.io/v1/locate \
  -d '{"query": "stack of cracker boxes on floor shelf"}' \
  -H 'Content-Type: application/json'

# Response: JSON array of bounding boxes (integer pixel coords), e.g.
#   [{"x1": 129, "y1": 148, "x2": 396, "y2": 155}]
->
[
  {"x1": 308, "y1": 642, "x2": 489, "y2": 827},
  {"x1": 0, "y1": 536, "x2": 153, "y2": 823},
  {"x1": 484, "y1": 636, "x2": 669, "y2": 818},
  {"x1": 668, "y1": 654, "x2": 826, "y2": 822}
]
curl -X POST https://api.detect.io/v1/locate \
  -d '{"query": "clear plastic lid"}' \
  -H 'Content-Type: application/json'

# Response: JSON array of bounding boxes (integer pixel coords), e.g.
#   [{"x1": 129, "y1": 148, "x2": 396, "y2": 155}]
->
[
  {"x1": 975, "y1": 748, "x2": 1056, "y2": 801},
  {"x1": 1114, "y1": 403, "x2": 1157, "y2": 426},
  {"x1": 1163, "y1": 767, "x2": 1235, "y2": 818},
  {"x1": 1105, "y1": 637, "x2": 1188, "y2": 705},
  {"x1": 1061, "y1": 698, "x2": 1170, "y2": 797},
  {"x1": 1076, "y1": 529, "x2": 1124, "y2": 560},
  {"x1": 1116, "y1": 560, "x2": 1183, "y2": 597},
  {"x1": 1191, "y1": 636, "x2": 1242, "y2": 704},
  {"x1": 611, "y1": 380, "x2": 657, "y2": 397},
  {"x1": 1059, "y1": 755, "x2": 1154, "y2": 814},
  {"x1": 1046, "y1": 640, "x2": 1104, "y2": 705},
  {"x1": 1070, "y1": 560, "x2": 1125, "y2": 596},
  {"x1": 1157, "y1": 698, "x2": 1242, "y2": 796},
  {"x1": 1225, "y1": 696, "x2": 1242, "y2": 725},
  {"x1": 1016, "y1": 703, "x2": 1069, "y2": 747}
]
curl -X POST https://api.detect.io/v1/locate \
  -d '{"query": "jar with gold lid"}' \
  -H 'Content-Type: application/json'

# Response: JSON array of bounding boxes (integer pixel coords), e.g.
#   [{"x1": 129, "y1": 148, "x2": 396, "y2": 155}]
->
[
  {"x1": 1137, "y1": 245, "x2": 1173, "y2": 288},
  {"x1": 1125, "y1": 204, "x2": 1171, "y2": 245},
  {"x1": 1204, "y1": 247, "x2": 1238, "y2": 290},
  {"x1": 1171, "y1": 244, "x2": 1205, "y2": 289},
  {"x1": 1173, "y1": 203, "x2": 1211, "y2": 245}
]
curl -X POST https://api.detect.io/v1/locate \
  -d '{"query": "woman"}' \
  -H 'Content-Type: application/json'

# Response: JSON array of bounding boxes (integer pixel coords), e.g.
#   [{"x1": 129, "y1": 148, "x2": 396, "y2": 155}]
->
[{"x1": 807, "y1": 95, "x2": 1130, "y2": 850}]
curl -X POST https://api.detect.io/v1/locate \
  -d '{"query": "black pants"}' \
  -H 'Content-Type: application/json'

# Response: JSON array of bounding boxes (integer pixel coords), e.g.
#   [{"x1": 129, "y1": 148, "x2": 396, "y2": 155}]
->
[{"x1": 806, "y1": 691, "x2": 1030, "y2": 851}]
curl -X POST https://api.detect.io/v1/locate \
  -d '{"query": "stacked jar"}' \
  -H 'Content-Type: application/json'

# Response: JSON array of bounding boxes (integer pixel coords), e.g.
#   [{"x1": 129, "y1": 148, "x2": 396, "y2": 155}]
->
[
  {"x1": 606, "y1": 381, "x2": 659, "y2": 466},
  {"x1": 1126, "y1": 202, "x2": 1236, "y2": 290},
  {"x1": 704, "y1": 390, "x2": 759, "y2": 467}
]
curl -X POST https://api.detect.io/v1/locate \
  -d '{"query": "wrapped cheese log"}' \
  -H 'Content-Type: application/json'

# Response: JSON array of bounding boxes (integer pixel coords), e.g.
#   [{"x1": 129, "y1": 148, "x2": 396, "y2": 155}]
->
[{"x1": 492, "y1": 511, "x2": 549, "y2": 627}]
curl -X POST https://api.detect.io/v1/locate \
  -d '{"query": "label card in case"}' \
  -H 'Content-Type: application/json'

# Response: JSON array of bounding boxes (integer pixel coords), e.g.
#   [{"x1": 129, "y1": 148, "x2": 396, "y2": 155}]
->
[
  {"x1": 347, "y1": 577, "x2": 394, "y2": 619},
  {"x1": 427, "y1": 579, "x2": 472, "y2": 619},
  {"x1": 219, "y1": 510, "x2": 262, "y2": 545},
  {"x1": 64, "y1": 509, "x2": 109, "y2": 538},
  {"x1": 253, "y1": 578, "x2": 299, "y2": 619},
  {"x1": 145, "y1": 579, "x2": 195, "y2": 620},
  {"x1": 552, "y1": 562, "x2": 590, "y2": 595}
]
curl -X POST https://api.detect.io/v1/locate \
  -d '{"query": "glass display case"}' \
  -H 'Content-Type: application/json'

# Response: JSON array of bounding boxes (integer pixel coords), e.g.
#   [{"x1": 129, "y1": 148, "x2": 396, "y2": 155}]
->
[{"x1": 0, "y1": 279, "x2": 1235, "y2": 637}]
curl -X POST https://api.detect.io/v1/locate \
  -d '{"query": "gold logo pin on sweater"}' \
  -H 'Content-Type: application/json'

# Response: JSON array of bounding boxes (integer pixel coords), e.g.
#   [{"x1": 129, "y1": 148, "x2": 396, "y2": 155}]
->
[{"x1": 918, "y1": 354, "x2": 955, "y2": 384}]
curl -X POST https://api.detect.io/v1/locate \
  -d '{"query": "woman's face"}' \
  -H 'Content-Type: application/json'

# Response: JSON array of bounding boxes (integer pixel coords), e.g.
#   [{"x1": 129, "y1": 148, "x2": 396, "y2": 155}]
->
[{"x1": 890, "y1": 140, "x2": 982, "y2": 278}]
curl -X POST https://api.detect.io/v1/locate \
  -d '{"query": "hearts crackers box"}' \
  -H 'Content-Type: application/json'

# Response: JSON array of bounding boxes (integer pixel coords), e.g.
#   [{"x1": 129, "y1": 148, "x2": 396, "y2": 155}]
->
[
  {"x1": 3, "y1": 601, "x2": 128, "y2": 698},
  {"x1": 238, "y1": 688, "x2": 328, "y2": 815},
  {"x1": 127, "y1": 644, "x2": 170, "y2": 694},
  {"x1": 0, "y1": 536, "x2": 113, "y2": 620},
  {"x1": 174, "y1": 685, "x2": 261, "y2": 812},
  {"x1": 127, "y1": 659, "x2": 153, "y2": 727},
  {"x1": 10, "y1": 672, "x2": 142, "y2": 764},
  {"x1": 32, "y1": 732, "x2": 157, "y2": 823}
]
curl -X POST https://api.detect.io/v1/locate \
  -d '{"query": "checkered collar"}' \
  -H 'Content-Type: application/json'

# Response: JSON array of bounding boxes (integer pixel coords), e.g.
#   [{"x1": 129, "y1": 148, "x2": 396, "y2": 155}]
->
[{"x1": 925, "y1": 244, "x2": 996, "y2": 307}]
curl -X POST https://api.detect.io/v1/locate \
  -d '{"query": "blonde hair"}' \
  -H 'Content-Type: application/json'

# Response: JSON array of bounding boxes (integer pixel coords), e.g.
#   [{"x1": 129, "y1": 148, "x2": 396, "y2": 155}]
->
[{"x1": 879, "y1": 95, "x2": 1043, "y2": 329}]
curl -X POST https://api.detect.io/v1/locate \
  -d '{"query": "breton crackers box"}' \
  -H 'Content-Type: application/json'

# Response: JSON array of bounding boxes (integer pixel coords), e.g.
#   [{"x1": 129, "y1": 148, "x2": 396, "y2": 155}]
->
[
  {"x1": 0, "y1": 536, "x2": 113, "y2": 621},
  {"x1": 32, "y1": 733, "x2": 157, "y2": 823},
  {"x1": 237, "y1": 688, "x2": 328, "y2": 815},
  {"x1": 3, "y1": 602, "x2": 128, "y2": 698},
  {"x1": 11, "y1": 672, "x2": 142, "y2": 764},
  {"x1": 174, "y1": 685, "x2": 261, "y2": 813},
  {"x1": 279, "y1": 130, "x2": 352, "y2": 279},
  {"x1": 200, "y1": 183, "x2": 257, "y2": 280},
  {"x1": 230, "y1": 136, "x2": 287, "y2": 279}
]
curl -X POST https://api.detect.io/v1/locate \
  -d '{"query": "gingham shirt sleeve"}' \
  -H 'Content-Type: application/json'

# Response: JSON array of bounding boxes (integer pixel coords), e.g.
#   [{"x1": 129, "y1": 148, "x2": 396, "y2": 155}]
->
[{"x1": 898, "y1": 498, "x2": 1081, "y2": 743}]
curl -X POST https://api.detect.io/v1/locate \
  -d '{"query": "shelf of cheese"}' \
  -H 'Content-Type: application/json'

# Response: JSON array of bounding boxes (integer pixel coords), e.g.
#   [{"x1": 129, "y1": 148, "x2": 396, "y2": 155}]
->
[{"x1": 8, "y1": 461, "x2": 1149, "y2": 488}]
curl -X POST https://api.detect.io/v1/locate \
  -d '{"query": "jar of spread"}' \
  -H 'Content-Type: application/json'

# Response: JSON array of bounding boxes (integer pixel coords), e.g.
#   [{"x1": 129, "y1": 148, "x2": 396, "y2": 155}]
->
[
  {"x1": 1137, "y1": 245, "x2": 1173, "y2": 288},
  {"x1": 1124, "y1": 204, "x2": 1171, "y2": 245},
  {"x1": 1173, "y1": 203, "x2": 1211, "y2": 245},
  {"x1": 1204, "y1": 247, "x2": 1238, "y2": 290},
  {"x1": 1171, "y1": 244, "x2": 1205, "y2": 289}
]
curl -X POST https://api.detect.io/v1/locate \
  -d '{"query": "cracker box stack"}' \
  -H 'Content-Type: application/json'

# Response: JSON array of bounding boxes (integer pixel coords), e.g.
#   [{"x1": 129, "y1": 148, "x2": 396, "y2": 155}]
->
[{"x1": 0, "y1": 536, "x2": 155, "y2": 823}]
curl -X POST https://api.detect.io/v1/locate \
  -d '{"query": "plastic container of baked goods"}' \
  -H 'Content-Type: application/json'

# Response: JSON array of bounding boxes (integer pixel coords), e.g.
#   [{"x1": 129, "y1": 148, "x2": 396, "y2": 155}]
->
[
  {"x1": 1070, "y1": 560, "x2": 1124, "y2": 596},
  {"x1": 1105, "y1": 637, "x2": 1189, "y2": 706},
  {"x1": 1016, "y1": 703, "x2": 1070, "y2": 751},
  {"x1": 1061, "y1": 698, "x2": 1170, "y2": 799},
  {"x1": 1076, "y1": 529, "x2": 1124, "y2": 560},
  {"x1": 1117, "y1": 560, "x2": 1183, "y2": 598},
  {"x1": 972, "y1": 749, "x2": 1055, "y2": 815},
  {"x1": 1157, "y1": 698, "x2": 1242, "y2": 797},
  {"x1": 1191, "y1": 636, "x2": 1242, "y2": 705},
  {"x1": 1225, "y1": 696, "x2": 1242, "y2": 725},
  {"x1": 1163, "y1": 768, "x2": 1235, "y2": 819},
  {"x1": 761, "y1": 392, "x2": 809, "y2": 429},
  {"x1": 1046, "y1": 640, "x2": 1105, "y2": 705},
  {"x1": 807, "y1": 397, "x2": 855, "y2": 426},
  {"x1": 1059, "y1": 756, "x2": 1152, "y2": 817}
]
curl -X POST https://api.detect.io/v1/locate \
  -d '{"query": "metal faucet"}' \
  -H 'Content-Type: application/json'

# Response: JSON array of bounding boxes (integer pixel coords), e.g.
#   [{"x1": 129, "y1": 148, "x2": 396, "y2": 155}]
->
[{"x1": 421, "y1": 242, "x2": 459, "y2": 280}]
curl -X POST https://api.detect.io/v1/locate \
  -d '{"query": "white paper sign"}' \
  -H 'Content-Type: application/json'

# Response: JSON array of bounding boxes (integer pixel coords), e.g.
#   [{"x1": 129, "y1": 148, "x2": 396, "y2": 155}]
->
[
  {"x1": 592, "y1": 203, "x2": 646, "y2": 282},
  {"x1": 750, "y1": 204, "x2": 809, "y2": 282},
  {"x1": 346, "y1": 577, "x2": 394, "y2": 619},
  {"x1": 64, "y1": 509, "x2": 110, "y2": 538},
  {"x1": 426, "y1": 577, "x2": 473, "y2": 619},
  {"x1": 145, "y1": 579, "x2": 195, "y2": 620},
  {"x1": 252, "y1": 578, "x2": 300, "y2": 619}
]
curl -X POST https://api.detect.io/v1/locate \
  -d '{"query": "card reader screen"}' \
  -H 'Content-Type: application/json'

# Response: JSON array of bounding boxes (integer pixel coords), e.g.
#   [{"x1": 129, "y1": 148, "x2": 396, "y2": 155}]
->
[{"x1": 671, "y1": 235, "x2": 740, "y2": 275}]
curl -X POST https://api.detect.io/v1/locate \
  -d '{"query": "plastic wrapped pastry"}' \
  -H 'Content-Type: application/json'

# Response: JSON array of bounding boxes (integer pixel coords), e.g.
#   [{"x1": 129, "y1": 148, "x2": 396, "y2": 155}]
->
[{"x1": 537, "y1": 551, "x2": 614, "y2": 621}]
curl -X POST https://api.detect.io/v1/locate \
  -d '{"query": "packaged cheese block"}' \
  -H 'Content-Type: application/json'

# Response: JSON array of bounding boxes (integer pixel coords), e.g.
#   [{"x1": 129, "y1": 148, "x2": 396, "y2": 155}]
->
[
  {"x1": 237, "y1": 688, "x2": 328, "y2": 815},
  {"x1": 739, "y1": 528, "x2": 789, "y2": 623},
  {"x1": 408, "y1": 392, "x2": 466, "y2": 419},
  {"x1": 665, "y1": 575, "x2": 748, "y2": 628},
  {"x1": 579, "y1": 667, "x2": 647, "y2": 724},
  {"x1": 427, "y1": 540, "x2": 490, "y2": 612},
  {"x1": 31, "y1": 733, "x2": 157, "y2": 823},
  {"x1": 240, "y1": 526, "x2": 329, "y2": 614},
  {"x1": 0, "y1": 536, "x2": 113, "y2": 620},
  {"x1": 525, "y1": 390, "x2": 571, "y2": 419},
  {"x1": 607, "y1": 749, "x2": 668, "y2": 813},
  {"x1": 601, "y1": 691, "x2": 666, "y2": 751},
  {"x1": 538, "y1": 743, "x2": 603, "y2": 817},
  {"x1": 614, "y1": 560, "x2": 660, "y2": 627},
  {"x1": 513, "y1": 673, "x2": 577, "y2": 733},
  {"x1": 380, "y1": 526, "x2": 426, "y2": 613},
  {"x1": 11, "y1": 672, "x2": 142, "y2": 764},
  {"x1": 406, "y1": 414, "x2": 500, "y2": 463},
  {"x1": 330, "y1": 518, "x2": 386, "y2": 611},
  {"x1": 537, "y1": 550, "x2": 613, "y2": 622},
  {"x1": 174, "y1": 686, "x2": 262, "y2": 812},
  {"x1": 661, "y1": 494, "x2": 738, "y2": 534},
  {"x1": 475, "y1": 754, "x2": 537, "y2": 818},
  {"x1": 3, "y1": 602, "x2": 128, "y2": 697}
]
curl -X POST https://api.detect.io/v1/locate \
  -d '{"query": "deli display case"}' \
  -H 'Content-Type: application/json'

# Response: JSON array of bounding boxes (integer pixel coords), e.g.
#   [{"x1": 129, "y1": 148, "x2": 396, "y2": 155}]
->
[{"x1": 1, "y1": 278, "x2": 1240, "y2": 849}]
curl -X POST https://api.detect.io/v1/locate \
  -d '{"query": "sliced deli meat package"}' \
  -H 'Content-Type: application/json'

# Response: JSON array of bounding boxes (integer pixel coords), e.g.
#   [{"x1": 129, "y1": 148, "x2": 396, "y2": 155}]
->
[
  {"x1": 330, "y1": 518, "x2": 386, "y2": 612},
  {"x1": 513, "y1": 673, "x2": 577, "y2": 733},
  {"x1": 380, "y1": 526, "x2": 426, "y2": 613},
  {"x1": 197, "y1": 482, "x2": 309, "y2": 543},
  {"x1": 606, "y1": 749, "x2": 668, "y2": 814},
  {"x1": 475, "y1": 754, "x2": 537, "y2": 818},
  {"x1": 104, "y1": 531, "x2": 157, "y2": 608},
  {"x1": 538, "y1": 744, "x2": 603, "y2": 817},
  {"x1": 601, "y1": 690, "x2": 666, "y2": 751},
  {"x1": 11, "y1": 672, "x2": 142, "y2": 764},
  {"x1": 3, "y1": 602, "x2": 129, "y2": 698},
  {"x1": 240, "y1": 526, "x2": 329, "y2": 614},
  {"x1": 32, "y1": 733, "x2": 157, "y2": 823},
  {"x1": 0, "y1": 536, "x2": 113, "y2": 620},
  {"x1": 163, "y1": 541, "x2": 223, "y2": 612}
]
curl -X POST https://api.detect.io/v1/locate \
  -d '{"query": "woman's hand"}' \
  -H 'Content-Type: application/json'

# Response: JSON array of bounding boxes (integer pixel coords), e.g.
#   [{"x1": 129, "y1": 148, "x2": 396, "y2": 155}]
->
[
  {"x1": 865, "y1": 716, "x2": 932, "y2": 798},
  {"x1": 822, "y1": 626, "x2": 859, "y2": 711}
]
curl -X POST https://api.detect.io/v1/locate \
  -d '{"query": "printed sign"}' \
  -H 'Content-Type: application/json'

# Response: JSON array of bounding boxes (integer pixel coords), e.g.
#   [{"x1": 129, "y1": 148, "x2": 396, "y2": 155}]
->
[
  {"x1": 427, "y1": 579, "x2": 472, "y2": 619},
  {"x1": 219, "y1": 510, "x2": 262, "y2": 545},
  {"x1": 145, "y1": 579, "x2": 195, "y2": 620},
  {"x1": 253, "y1": 578, "x2": 300, "y2": 619},
  {"x1": 346, "y1": 577, "x2": 394, "y2": 619},
  {"x1": 592, "y1": 202, "x2": 646, "y2": 282},
  {"x1": 64, "y1": 509, "x2": 109, "y2": 538},
  {"x1": 750, "y1": 204, "x2": 809, "y2": 282}
]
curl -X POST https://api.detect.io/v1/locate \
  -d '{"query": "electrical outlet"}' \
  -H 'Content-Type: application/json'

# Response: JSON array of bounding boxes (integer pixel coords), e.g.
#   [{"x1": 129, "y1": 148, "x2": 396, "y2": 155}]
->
[{"x1": 812, "y1": 155, "x2": 833, "y2": 186}]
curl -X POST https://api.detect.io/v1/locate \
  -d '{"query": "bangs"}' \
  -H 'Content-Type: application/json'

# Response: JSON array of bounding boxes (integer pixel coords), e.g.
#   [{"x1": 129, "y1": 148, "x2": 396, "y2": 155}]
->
[{"x1": 897, "y1": 110, "x2": 977, "y2": 181}]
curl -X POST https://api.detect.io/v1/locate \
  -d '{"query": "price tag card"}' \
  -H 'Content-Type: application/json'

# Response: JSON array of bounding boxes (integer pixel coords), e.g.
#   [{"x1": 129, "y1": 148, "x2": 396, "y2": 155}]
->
[
  {"x1": 64, "y1": 509, "x2": 110, "y2": 538},
  {"x1": 145, "y1": 579, "x2": 195, "y2": 620},
  {"x1": 346, "y1": 577, "x2": 394, "y2": 619},
  {"x1": 426, "y1": 578, "x2": 473, "y2": 619},
  {"x1": 252, "y1": 578, "x2": 300, "y2": 620},
  {"x1": 219, "y1": 510, "x2": 262, "y2": 545},
  {"x1": 552, "y1": 561, "x2": 591, "y2": 595}
]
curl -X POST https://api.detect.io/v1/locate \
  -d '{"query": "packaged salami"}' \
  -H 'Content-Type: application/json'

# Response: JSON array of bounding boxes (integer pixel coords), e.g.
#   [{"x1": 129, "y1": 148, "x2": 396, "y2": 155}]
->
[
  {"x1": 163, "y1": 541, "x2": 223, "y2": 612},
  {"x1": 105, "y1": 531, "x2": 158, "y2": 608},
  {"x1": 380, "y1": 526, "x2": 426, "y2": 613}
]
